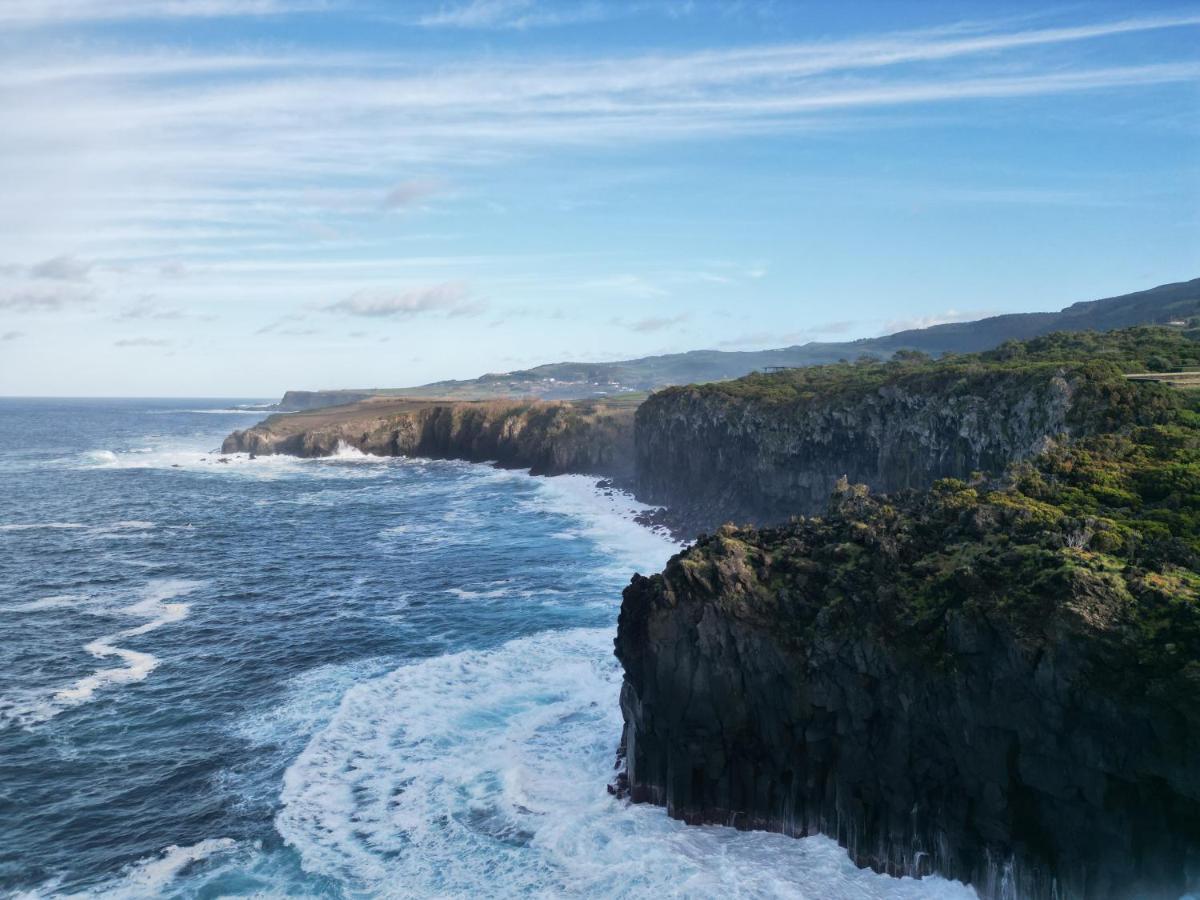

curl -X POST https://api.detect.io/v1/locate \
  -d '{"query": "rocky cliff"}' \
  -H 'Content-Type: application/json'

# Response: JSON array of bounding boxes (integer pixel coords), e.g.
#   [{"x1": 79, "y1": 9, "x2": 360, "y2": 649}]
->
[
  {"x1": 223, "y1": 397, "x2": 637, "y2": 480},
  {"x1": 615, "y1": 333, "x2": 1200, "y2": 898},
  {"x1": 615, "y1": 378, "x2": 1200, "y2": 899},
  {"x1": 635, "y1": 358, "x2": 1164, "y2": 533},
  {"x1": 275, "y1": 389, "x2": 378, "y2": 411}
]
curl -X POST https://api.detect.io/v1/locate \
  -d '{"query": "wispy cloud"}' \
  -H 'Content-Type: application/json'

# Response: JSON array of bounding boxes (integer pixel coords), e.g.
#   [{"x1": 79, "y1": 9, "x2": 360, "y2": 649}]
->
[
  {"x1": 0, "y1": 12, "x2": 1194, "y2": 268},
  {"x1": 0, "y1": 0, "x2": 322, "y2": 27},
  {"x1": 0, "y1": 287, "x2": 91, "y2": 311},
  {"x1": 117, "y1": 298, "x2": 189, "y2": 320},
  {"x1": 583, "y1": 275, "x2": 668, "y2": 299},
  {"x1": 324, "y1": 281, "x2": 484, "y2": 317},
  {"x1": 417, "y1": 0, "x2": 605, "y2": 29},
  {"x1": 1, "y1": 330, "x2": 24, "y2": 341},
  {"x1": 0, "y1": 7, "x2": 1195, "y2": 393},
  {"x1": 113, "y1": 336, "x2": 171, "y2": 347},
  {"x1": 613, "y1": 313, "x2": 690, "y2": 333},
  {"x1": 30, "y1": 255, "x2": 93, "y2": 282},
  {"x1": 381, "y1": 178, "x2": 445, "y2": 210},
  {"x1": 256, "y1": 313, "x2": 310, "y2": 335},
  {"x1": 158, "y1": 260, "x2": 188, "y2": 279}
]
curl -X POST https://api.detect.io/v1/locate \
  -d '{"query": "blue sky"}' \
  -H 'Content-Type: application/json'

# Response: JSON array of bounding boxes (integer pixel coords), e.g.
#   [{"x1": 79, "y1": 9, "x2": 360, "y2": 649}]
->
[{"x1": 0, "y1": 0, "x2": 1197, "y2": 396}]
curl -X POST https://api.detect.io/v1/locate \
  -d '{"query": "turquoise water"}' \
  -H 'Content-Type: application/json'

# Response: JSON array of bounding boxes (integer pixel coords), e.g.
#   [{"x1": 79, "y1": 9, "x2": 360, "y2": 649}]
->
[{"x1": 0, "y1": 398, "x2": 975, "y2": 899}]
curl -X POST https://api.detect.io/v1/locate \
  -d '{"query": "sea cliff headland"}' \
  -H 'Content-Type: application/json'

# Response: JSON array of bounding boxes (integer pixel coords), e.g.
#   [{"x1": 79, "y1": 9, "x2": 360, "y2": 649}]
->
[
  {"x1": 223, "y1": 395, "x2": 640, "y2": 481},
  {"x1": 614, "y1": 327, "x2": 1200, "y2": 898}
]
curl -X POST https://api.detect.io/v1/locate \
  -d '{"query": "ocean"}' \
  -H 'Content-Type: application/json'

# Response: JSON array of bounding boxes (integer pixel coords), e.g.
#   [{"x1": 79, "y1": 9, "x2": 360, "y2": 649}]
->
[{"x1": 0, "y1": 398, "x2": 975, "y2": 899}]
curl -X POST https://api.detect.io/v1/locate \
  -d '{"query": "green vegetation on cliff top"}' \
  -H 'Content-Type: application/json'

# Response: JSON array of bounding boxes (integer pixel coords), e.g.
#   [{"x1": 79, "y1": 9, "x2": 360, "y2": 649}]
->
[
  {"x1": 674, "y1": 324, "x2": 1200, "y2": 407},
  {"x1": 663, "y1": 326, "x2": 1200, "y2": 695}
]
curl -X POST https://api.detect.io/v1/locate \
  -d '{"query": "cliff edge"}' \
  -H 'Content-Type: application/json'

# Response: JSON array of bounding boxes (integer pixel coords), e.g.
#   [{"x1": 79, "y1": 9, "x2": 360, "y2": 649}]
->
[
  {"x1": 615, "y1": 329, "x2": 1200, "y2": 899},
  {"x1": 222, "y1": 395, "x2": 639, "y2": 480},
  {"x1": 635, "y1": 345, "x2": 1174, "y2": 533}
]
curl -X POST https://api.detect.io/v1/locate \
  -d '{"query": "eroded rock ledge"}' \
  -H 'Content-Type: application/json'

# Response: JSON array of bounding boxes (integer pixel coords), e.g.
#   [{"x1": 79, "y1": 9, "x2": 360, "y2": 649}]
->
[
  {"x1": 223, "y1": 396, "x2": 638, "y2": 480},
  {"x1": 614, "y1": 479, "x2": 1200, "y2": 900}
]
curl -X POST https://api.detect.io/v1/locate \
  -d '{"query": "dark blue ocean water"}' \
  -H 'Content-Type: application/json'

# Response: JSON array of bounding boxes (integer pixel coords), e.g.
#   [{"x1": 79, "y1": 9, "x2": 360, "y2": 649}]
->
[{"x1": 0, "y1": 399, "x2": 974, "y2": 899}]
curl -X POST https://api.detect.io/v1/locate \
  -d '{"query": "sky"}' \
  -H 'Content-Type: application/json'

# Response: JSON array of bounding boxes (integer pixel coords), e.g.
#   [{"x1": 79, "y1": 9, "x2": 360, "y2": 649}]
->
[{"x1": 0, "y1": 0, "x2": 1198, "y2": 397}]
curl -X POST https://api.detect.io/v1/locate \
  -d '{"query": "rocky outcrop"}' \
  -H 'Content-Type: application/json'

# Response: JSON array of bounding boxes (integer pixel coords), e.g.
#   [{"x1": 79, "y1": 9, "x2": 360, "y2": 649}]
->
[
  {"x1": 223, "y1": 398, "x2": 637, "y2": 480},
  {"x1": 634, "y1": 362, "x2": 1152, "y2": 533},
  {"x1": 614, "y1": 481, "x2": 1200, "y2": 900}
]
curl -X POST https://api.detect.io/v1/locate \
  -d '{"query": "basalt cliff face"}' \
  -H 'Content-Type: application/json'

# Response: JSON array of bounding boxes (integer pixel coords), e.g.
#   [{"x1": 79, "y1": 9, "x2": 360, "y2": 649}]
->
[
  {"x1": 222, "y1": 397, "x2": 636, "y2": 480},
  {"x1": 615, "y1": 479, "x2": 1200, "y2": 900},
  {"x1": 616, "y1": 331, "x2": 1200, "y2": 897},
  {"x1": 634, "y1": 361, "x2": 1140, "y2": 534}
]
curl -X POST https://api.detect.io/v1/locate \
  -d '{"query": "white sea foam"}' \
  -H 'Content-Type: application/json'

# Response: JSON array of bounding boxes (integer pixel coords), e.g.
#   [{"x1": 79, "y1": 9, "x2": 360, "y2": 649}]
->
[
  {"x1": 0, "y1": 521, "x2": 155, "y2": 534},
  {"x1": 5, "y1": 593, "x2": 94, "y2": 612},
  {"x1": 273, "y1": 473, "x2": 974, "y2": 897},
  {"x1": 4, "y1": 579, "x2": 206, "y2": 725},
  {"x1": 89, "y1": 520, "x2": 158, "y2": 539},
  {"x1": 52, "y1": 641, "x2": 160, "y2": 705},
  {"x1": 104, "y1": 838, "x2": 237, "y2": 898},
  {"x1": 164, "y1": 408, "x2": 272, "y2": 414},
  {"x1": 15, "y1": 838, "x2": 241, "y2": 899},
  {"x1": 277, "y1": 627, "x2": 975, "y2": 899},
  {"x1": 524, "y1": 472, "x2": 680, "y2": 574},
  {"x1": 446, "y1": 586, "x2": 514, "y2": 600},
  {"x1": 330, "y1": 440, "x2": 390, "y2": 462},
  {"x1": 76, "y1": 441, "x2": 396, "y2": 481},
  {"x1": 234, "y1": 657, "x2": 397, "y2": 751},
  {"x1": 0, "y1": 522, "x2": 87, "y2": 531}
]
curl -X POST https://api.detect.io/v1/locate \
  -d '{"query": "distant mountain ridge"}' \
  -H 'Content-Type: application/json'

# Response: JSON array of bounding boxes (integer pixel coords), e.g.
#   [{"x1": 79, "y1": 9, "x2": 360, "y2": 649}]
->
[
  {"x1": 868, "y1": 276, "x2": 1200, "y2": 353},
  {"x1": 276, "y1": 276, "x2": 1200, "y2": 408}
]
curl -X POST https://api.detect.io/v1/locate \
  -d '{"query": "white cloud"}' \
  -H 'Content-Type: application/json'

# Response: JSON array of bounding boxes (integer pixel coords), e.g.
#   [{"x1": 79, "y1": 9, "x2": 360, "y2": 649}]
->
[
  {"x1": 256, "y1": 313, "x2": 308, "y2": 335},
  {"x1": 418, "y1": 0, "x2": 605, "y2": 29},
  {"x1": 117, "y1": 298, "x2": 189, "y2": 320},
  {"x1": 158, "y1": 260, "x2": 188, "y2": 278},
  {"x1": 615, "y1": 313, "x2": 689, "y2": 333},
  {"x1": 114, "y1": 336, "x2": 171, "y2": 347},
  {"x1": 582, "y1": 275, "x2": 668, "y2": 299},
  {"x1": 0, "y1": 0, "x2": 322, "y2": 27},
  {"x1": 1, "y1": 330, "x2": 24, "y2": 340},
  {"x1": 324, "y1": 281, "x2": 483, "y2": 318},
  {"x1": 0, "y1": 286, "x2": 91, "y2": 311},
  {"x1": 30, "y1": 254, "x2": 93, "y2": 282},
  {"x1": 381, "y1": 178, "x2": 444, "y2": 210},
  {"x1": 0, "y1": 11, "x2": 1194, "y2": 271},
  {"x1": 0, "y1": 8, "x2": 1195, "y2": 394}
]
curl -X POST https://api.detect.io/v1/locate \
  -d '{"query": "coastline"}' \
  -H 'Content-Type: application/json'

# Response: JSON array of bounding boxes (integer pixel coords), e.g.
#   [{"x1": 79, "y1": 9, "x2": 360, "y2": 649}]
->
[{"x1": 4, "y1": 399, "x2": 981, "y2": 899}]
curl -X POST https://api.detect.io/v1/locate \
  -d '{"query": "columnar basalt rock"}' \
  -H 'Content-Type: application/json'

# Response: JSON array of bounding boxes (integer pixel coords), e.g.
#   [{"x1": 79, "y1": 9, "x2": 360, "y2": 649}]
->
[
  {"x1": 632, "y1": 363, "x2": 1139, "y2": 533},
  {"x1": 614, "y1": 485, "x2": 1200, "y2": 900}
]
